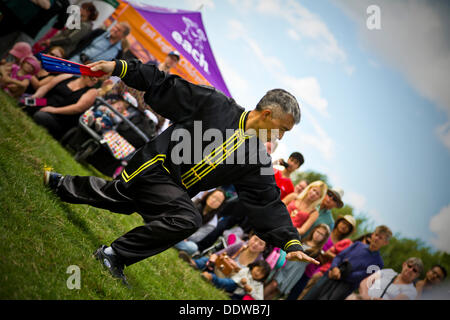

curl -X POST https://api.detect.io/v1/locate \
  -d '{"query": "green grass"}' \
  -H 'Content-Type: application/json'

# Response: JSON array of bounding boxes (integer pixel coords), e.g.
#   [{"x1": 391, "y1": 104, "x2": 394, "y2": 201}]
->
[{"x1": 0, "y1": 90, "x2": 229, "y2": 300}]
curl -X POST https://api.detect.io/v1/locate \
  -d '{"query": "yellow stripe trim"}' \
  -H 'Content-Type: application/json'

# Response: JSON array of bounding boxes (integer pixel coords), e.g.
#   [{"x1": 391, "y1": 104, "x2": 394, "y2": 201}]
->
[
  {"x1": 181, "y1": 131, "x2": 239, "y2": 180},
  {"x1": 284, "y1": 240, "x2": 302, "y2": 251},
  {"x1": 121, "y1": 154, "x2": 167, "y2": 182},
  {"x1": 183, "y1": 136, "x2": 247, "y2": 189},
  {"x1": 181, "y1": 134, "x2": 239, "y2": 187},
  {"x1": 119, "y1": 60, "x2": 127, "y2": 78}
]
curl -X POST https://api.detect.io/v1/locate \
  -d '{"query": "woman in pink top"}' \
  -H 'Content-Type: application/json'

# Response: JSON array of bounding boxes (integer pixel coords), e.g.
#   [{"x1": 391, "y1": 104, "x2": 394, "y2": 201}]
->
[{"x1": 282, "y1": 180, "x2": 327, "y2": 237}]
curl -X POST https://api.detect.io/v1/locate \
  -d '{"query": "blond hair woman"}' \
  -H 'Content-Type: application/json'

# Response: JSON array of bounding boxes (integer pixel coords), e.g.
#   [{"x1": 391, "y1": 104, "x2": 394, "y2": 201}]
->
[{"x1": 282, "y1": 180, "x2": 328, "y2": 236}]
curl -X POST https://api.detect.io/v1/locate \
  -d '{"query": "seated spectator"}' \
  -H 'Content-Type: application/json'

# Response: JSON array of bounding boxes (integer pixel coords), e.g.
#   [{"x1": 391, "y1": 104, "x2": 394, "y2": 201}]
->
[
  {"x1": 1, "y1": 42, "x2": 32, "y2": 66},
  {"x1": 39, "y1": 2, "x2": 98, "y2": 57},
  {"x1": 26, "y1": 46, "x2": 65, "y2": 94},
  {"x1": 0, "y1": 55, "x2": 40, "y2": 98},
  {"x1": 272, "y1": 152, "x2": 304, "y2": 200},
  {"x1": 69, "y1": 22, "x2": 130, "y2": 64},
  {"x1": 294, "y1": 180, "x2": 308, "y2": 195},
  {"x1": 416, "y1": 264, "x2": 447, "y2": 299},
  {"x1": 179, "y1": 235, "x2": 266, "y2": 277},
  {"x1": 202, "y1": 260, "x2": 271, "y2": 300},
  {"x1": 282, "y1": 180, "x2": 328, "y2": 237},
  {"x1": 174, "y1": 188, "x2": 226, "y2": 255},
  {"x1": 347, "y1": 257, "x2": 424, "y2": 300},
  {"x1": 194, "y1": 197, "x2": 250, "y2": 255},
  {"x1": 27, "y1": 73, "x2": 99, "y2": 139},
  {"x1": 156, "y1": 50, "x2": 181, "y2": 73},
  {"x1": 287, "y1": 214, "x2": 356, "y2": 300},
  {"x1": 302, "y1": 187, "x2": 344, "y2": 240},
  {"x1": 84, "y1": 92, "x2": 138, "y2": 133},
  {"x1": 303, "y1": 225, "x2": 392, "y2": 300},
  {"x1": 264, "y1": 224, "x2": 331, "y2": 300}
]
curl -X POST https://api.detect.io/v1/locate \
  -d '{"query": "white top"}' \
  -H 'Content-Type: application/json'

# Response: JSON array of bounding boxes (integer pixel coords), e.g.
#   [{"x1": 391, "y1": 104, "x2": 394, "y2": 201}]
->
[
  {"x1": 231, "y1": 267, "x2": 264, "y2": 300},
  {"x1": 368, "y1": 269, "x2": 417, "y2": 300}
]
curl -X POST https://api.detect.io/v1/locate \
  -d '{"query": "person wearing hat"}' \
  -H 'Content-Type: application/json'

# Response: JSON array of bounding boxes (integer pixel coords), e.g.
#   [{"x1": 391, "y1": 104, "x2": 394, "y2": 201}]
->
[
  {"x1": 158, "y1": 50, "x2": 181, "y2": 73},
  {"x1": 0, "y1": 55, "x2": 40, "y2": 98},
  {"x1": 1, "y1": 42, "x2": 32, "y2": 65},
  {"x1": 287, "y1": 214, "x2": 356, "y2": 300},
  {"x1": 301, "y1": 187, "x2": 345, "y2": 241}
]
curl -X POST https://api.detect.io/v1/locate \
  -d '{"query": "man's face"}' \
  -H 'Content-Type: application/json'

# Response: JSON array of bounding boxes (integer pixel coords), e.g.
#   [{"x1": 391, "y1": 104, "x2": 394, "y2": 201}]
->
[
  {"x1": 286, "y1": 157, "x2": 300, "y2": 172},
  {"x1": 426, "y1": 266, "x2": 445, "y2": 284},
  {"x1": 110, "y1": 24, "x2": 127, "y2": 39},
  {"x1": 165, "y1": 55, "x2": 179, "y2": 69},
  {"x1": 369, "y1": 231, "x2": 389, "y2": 251},
  {"x1": 322, "y1": 191, "x2": 338, "y2": 209},
  {"x1": 256, "y1": 109, "x2": 295, "y2": 142}
]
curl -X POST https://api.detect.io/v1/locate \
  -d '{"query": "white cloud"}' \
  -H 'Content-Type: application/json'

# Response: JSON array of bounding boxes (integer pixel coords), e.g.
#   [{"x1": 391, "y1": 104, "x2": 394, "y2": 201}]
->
[
  {"x1": 185, "y1": 0, "x2": 215, "y2": 10},
  {"x1": 297, "y1": 110, "x2": 335, "y2": 160},
  {"x1": 287, "y1": 29, "x2": 300, "y2": 41},
  {"x1": 227, "y1": 0, "x2": 347, "y2": 64},
  {"x1": 346, "y1": 191, "x2": 367, "y2": 212},
  {"x1": 227, "y1": 19, "x2": 248, "y2": 40},
  {"x1": 281, "y1": 76, "x2": 329, "y2": 117},
  {"x1": 255, "y1": 0, "x2": 347, "y2": 63},
  {"x1": 429, "y1": 205, "x2": 450, "y2": 253},
  {"x1": 215, "y1": 56, "x2": 252, "y2": 107},
  {"x1": 334, "y1": 0, "x2": 450, "y2": 150}
]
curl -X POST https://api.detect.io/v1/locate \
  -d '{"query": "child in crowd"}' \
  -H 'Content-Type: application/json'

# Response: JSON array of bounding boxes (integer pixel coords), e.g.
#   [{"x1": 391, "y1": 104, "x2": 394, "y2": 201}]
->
[
  {"x1": 84, "y1": 92, "x2": 138, "y2": 133},
  {"x1": 263, "y1": 223, "x2": 331, "y2": 299},
  {"x1": 0, "y1": 55, "x2": 40, "y2": 98},
  {"x1": 1, "y1": 42, "x2": 32, "y2": 65},
  {"x1": 202, "y1": 260, "x2": 271, "y2": 300}
]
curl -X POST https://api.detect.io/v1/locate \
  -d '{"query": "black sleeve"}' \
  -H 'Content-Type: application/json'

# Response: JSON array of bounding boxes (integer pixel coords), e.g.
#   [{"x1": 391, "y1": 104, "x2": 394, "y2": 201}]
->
[
  {"x1": 233, "y1": 165, "x2": 304, "y2": 253},
  {"x1": 112, "y1": 59, "x2": 213, "y2": 123}
]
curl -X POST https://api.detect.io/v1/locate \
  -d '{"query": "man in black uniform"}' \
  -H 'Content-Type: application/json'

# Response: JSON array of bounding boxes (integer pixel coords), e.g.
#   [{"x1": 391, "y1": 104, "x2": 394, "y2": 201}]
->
[{"x1": 44, "y1": 59, "x2": 319, "y2": 284}]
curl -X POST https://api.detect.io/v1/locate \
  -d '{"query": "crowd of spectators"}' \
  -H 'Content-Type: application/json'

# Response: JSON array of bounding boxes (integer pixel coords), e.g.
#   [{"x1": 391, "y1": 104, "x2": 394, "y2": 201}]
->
[{"x1": 1, "y1": 0, "x2": 447, "y2": 301}]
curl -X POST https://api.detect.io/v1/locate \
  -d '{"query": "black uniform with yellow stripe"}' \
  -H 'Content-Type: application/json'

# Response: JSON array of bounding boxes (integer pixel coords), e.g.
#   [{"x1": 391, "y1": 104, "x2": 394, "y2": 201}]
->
[{"x1": 57, "y1": 59, "x2": 303, "y2": 266}]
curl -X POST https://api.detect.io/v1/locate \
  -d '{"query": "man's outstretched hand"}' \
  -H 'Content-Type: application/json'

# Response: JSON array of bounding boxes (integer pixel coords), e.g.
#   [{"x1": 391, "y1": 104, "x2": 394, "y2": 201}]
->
[
  {"x1": 87, "y1": 60, "x2": 116, "y2": 77},
  {"x1": 286, "y1": 251, "x2": 320, "y2": 265}
]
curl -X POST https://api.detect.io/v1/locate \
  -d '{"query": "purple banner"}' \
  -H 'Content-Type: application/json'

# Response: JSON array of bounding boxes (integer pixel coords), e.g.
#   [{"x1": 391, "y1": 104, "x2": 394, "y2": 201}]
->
[{"x1": 128, "y1": 1, "x2": 231, "y2": 97}]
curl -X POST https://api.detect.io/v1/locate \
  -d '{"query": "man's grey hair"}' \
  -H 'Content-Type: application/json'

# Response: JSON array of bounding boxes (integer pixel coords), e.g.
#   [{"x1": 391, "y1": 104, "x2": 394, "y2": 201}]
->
[{"x1": 256, "y1": 89, "x2": 301, "y2": 124}]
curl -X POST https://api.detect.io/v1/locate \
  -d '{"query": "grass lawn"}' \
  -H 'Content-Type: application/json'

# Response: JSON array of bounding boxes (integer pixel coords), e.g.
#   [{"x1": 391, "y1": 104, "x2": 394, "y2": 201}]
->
[{"x1": 0, "y1": 90, "x2": 229, "y2": 300}]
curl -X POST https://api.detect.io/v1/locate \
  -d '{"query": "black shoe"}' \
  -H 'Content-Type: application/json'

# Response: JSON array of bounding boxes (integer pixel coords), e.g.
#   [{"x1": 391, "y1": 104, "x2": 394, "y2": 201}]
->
[
  {"x1": 43, "y1": 170, "x2": 63, "y2": 191},
  {"x1": 93, "y1": 245, "x2": 129, "y2": 286}
]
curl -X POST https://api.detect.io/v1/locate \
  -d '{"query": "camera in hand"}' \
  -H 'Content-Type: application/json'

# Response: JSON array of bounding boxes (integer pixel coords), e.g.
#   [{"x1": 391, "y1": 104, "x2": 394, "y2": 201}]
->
[{"x1": 80, "y1": 53, "x2": 90, "y2": 64}]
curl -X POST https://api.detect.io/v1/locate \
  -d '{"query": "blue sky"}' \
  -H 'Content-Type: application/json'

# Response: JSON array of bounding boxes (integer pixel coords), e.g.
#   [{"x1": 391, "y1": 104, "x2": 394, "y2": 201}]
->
[{"x1": 133, "y1": 0, "x2": 450, "y2": 252}]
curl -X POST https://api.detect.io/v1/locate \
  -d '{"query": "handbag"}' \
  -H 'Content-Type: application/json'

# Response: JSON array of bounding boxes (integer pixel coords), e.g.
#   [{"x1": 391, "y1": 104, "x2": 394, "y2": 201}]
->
[
  {"x1": 266, "y1": 248, "x2": 281, "y2": 269},
  {"x1": 213, "y1": 245, "x2": 247, "y2": 278}
]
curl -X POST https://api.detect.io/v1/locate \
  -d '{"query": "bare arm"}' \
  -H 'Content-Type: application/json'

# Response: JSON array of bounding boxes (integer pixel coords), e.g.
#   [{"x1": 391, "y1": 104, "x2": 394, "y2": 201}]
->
[
  {"x1": 282, "y1": 192, "x2": 298, "y2": 206},
  {"x1": 32, "y1": 74, "x2": 72, "y2": 98},
  {"x1": 297, "y1": 210, "x2": 319, "y2": 236},
  {"x1": 39, "y1": 89, "x2": 97, "y2": 115},
  {"x1": 30, "y1": 74, "x2": 55, "y2": 90},
  {"x1": 358, "y1": 271, "x2": 380, "y2": 300}
]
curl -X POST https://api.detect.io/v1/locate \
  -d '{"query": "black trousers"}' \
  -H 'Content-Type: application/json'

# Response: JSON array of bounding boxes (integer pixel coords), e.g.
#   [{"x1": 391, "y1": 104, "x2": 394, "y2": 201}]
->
[{"x1": 57, "y1": 166, "x2": 202, "y2": 266}]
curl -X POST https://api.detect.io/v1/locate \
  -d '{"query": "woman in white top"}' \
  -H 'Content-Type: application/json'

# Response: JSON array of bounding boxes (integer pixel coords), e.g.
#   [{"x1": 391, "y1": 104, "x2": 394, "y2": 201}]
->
[{"x1": 347, "y1": 257, "x2": 423, "y2": 300}]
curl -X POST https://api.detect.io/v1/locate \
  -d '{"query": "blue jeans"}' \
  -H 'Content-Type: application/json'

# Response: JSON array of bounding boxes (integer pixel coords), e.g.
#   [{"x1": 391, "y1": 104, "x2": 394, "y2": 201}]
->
[
  {"x1": 194, "y1": 256, "x2": 209, "y2": 270},
  {"x1": 211, "y1": 273, "x2": 238, "y2": 292},
  {"x1": 174, "y1": 240, "x2": 198, "y2": 255}
]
